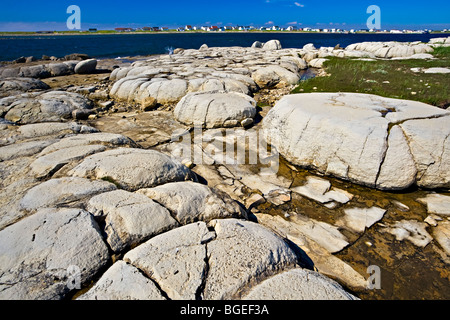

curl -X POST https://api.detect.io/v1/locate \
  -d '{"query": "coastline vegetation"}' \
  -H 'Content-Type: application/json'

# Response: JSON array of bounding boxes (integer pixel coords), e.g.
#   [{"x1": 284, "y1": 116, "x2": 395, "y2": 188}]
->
[{"x1": 291, "y1": 47, "x2": 450, "y2": 108}]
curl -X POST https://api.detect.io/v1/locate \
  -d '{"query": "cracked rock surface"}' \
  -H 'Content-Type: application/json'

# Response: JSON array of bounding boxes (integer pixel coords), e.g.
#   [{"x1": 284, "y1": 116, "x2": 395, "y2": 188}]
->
[{"x1": 263, "y1": 92, "x2": 450, "y2": 190}]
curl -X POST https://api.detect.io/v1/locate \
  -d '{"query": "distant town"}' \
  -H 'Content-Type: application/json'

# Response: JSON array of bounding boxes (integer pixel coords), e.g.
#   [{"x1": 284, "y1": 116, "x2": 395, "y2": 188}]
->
[{"x1": 28, "y1": 25, "x2": 449, "y2": 35}]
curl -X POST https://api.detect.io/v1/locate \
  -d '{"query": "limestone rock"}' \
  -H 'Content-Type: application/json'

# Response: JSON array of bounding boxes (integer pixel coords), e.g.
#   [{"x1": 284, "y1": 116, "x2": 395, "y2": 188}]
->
[
  {"x1": 78, "y1": 261, "x2": 166, "y2": 300},
  {"x1": 0, "y1": 208, "x2": 109, "y2": 300},
  {"x1": 124, "y1": 222, "x2": 211, "y2": 300},
  {"x1": 417, "y1": 194, "x2": 450, "y2": 215},
  {"x1": 263, "y1": 40, "x2": 282, "y2": 50},
  {"x1": 69, "y1": 148, "x2": 195, "y2": 191},
  {"x1": 432, "y1": 220, "x2": 450, "y2": 255},
  {"x1": 339, "y1": 207, "x2": 386, "y2": 233},
  {"x1": 0, "y1": 77, "x2": 49, "y2": 97},
  {"x1": 203, "y1": 219, "x2": 299, "y2": 300},
  {"x1": 243, "y1": 268, "x2": 358, "y2": 300},
  {"x1": 174, "y1": 91, "x2": 257, "y2": 128},
  {"x1": 87, "y1": 190, "x2": 179, "y2": 253},
  {"x1": 263, "y1": 93, "x2": 450, "y2": 190},
  {"x1": 19, "y1": 177, "x2": 117, "y2": 212},
  {"x1": 251, "y1": 41, "x2": 263, "y2": 49},
  {"x1": 309, "y1": 58, "x2": 328, "y2": 68},
  {"x1": 30, "y1": 144, "x2": 107, "y2": 178},
  {"x1": 380, "y1": 220, "x2": 433, "y2": 247},
  {"x1": 74, "y1": 59, "x2": 97, "y2": 74},
  {"x1": 1, "y1": 91, "x2": 93, "y2": 124},
  {"x1": 137, "y1": 181, "x2": 246, "y2": 225},
  {"x1": 252, "y1": 65, "x2": 300, "y2": 89}
]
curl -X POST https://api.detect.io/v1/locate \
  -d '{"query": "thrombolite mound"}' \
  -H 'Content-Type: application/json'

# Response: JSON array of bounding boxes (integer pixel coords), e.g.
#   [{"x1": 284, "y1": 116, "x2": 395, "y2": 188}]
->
[
  {"x1": 0, "y1": 77, "x2": 50, "y2": 97},
  {"x1": 79, "y1": 219, "x2": 353, "y2": 300},
  {"x1": 0, "y1": 91, "x2": 93, "y2": 124},
  {"x1": 263, "y1": 92, "x2": 450, "y2": 190},
  {"x1": 108, "y1": 45, "x2": 308, "y2": 107},
  {"x1": 173, "y1": 91, "x2": 257, "y2": 128},
  {"x1": 68, "y1": 148, "x2": 196, "y2": 191}
]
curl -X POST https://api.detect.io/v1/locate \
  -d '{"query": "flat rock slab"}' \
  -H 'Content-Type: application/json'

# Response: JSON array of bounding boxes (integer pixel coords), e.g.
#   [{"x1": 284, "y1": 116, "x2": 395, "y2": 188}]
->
[
  {"x1": 432, "y1": 220, "x2": 450, "y2": 255},
  {"x1": 339, "y1": 207, "x2": 386, "y2": 233},
  {"x1": 87, "y1": 190, "x2": 179, "y2": 253},
  {"x1": 263, "y1": 93, "x2": 450, "y2": 190},
  {"x1": 137, "y1": 181, "x2": 246, "y2": 225},
  {"x1": 91, "y1": 111, "x2": 189, "y2": 148},
  {"x1": 417, "y1": 194, "x2": 450, "y2": 216},
  {"x1": 254, "y1": 213, "x2": 367, "y2": 290},
  {"x1": 69, "y1": 148, "x2": 195, "y2": 191},
  {"x1": 19, "y1": 177, "x2": 117, "y2": 212},
  {"x1": 243, "y1": 268, "x2": 357, "y2": 300},
  {"x1": 380, "y1": 220, "x2": 433, "y2": 247},
  {"x1": 174, "y1": 91, "x2": 257, "y2": 128},
  {"x1": 0, "y1": 208, "x2": 109, "y2": 300}
]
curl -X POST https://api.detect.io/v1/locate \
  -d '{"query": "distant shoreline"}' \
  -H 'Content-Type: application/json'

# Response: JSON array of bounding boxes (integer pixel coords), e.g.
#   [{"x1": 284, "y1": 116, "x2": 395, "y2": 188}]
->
[{"x1": 2, "y1": 31, "x2": 450, "y2": 37}]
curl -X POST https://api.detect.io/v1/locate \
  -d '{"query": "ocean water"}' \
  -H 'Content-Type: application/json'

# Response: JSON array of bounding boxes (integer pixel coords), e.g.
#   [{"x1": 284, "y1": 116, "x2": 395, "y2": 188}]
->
[{"x1": 0, "y1": 32, "x2": 447, "y2": 62}]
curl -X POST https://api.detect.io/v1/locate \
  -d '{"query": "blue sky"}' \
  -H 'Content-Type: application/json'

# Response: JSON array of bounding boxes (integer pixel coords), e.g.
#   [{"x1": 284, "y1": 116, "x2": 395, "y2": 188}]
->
[{"x1": 0, "y1": 0, "x2": 449, "y2": 31}]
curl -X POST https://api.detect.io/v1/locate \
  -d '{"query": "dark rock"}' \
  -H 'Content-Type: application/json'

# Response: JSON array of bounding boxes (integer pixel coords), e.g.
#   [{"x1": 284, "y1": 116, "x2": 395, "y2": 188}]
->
[
  {"x1": 13, "y1": 57, "x2": 26, "y2": 64},
  {"x1": 64, "y1": 53, "x2": 91, "y2": 61}
]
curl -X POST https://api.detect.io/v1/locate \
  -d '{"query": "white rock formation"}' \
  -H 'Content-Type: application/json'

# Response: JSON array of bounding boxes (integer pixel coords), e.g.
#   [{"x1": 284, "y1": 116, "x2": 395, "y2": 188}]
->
[
  {"x1": 174, "y1": 91, "x2": 257, "y2": 128},
  {"x1": 263, "y1": 93, "x2": 450, "y2": 190}
]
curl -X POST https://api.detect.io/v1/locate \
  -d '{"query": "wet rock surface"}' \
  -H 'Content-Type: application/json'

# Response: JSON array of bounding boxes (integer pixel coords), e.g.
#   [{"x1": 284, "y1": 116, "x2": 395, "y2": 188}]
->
[{"x1": 0, "y1": 38, "x2": 449, "y2": 301}]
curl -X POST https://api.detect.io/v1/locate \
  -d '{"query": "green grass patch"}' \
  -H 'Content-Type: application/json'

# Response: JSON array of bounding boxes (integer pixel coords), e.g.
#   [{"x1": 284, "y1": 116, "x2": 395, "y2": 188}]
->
[{"x1": 291, "y1": 49, "x2": 450, "y2": 108}]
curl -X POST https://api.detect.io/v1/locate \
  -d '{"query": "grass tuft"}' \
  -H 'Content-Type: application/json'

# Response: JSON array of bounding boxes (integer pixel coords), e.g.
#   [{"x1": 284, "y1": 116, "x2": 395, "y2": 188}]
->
[{"x1": 292, "y1": 48, "x2": 450, "y2": 108}]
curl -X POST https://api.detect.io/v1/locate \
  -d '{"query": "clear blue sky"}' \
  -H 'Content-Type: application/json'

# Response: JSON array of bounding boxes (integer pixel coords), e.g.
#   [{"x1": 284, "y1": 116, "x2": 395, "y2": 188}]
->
[{"x1": 0, "y1": 0, "x2": 449, "y2": 31}]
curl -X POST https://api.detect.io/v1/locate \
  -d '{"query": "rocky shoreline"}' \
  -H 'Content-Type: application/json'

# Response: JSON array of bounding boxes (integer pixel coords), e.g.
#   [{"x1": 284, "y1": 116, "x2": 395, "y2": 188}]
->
[{"x1": 0, "y1": 37, "x2": 449, "y2": 300}]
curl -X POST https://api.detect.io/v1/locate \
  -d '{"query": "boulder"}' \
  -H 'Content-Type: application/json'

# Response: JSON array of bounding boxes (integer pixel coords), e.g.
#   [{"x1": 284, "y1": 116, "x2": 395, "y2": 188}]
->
[
  {"x1": 243, "y1": 269, "x2": 357, "y2": 300},
  {"x1": 124, "y1": 222, "x2": 212, "y2": 300},
  {"x1": 137, "y1": 181, "x2": 247, "y2": 224},
  {"x1": 0, "y1": 78, "x2": 49, "y2": 97},
  {"x1": 74, "y1": 59, "x2": 98, "y2": 74},
  {"x1": 0, "y1": 208, "x2": 109, "y2": 299},
  {"x1": 202, "y1": 219, "x2": 300, "y2": 300},
  {"x1": 68, "y1": 148, "x2": 195, "y2": 191},
  {"x1": 252, "y1": 65, "x2": 300, "y2": 89},
  {"x1": 1, "y1": 91, "x2": 93, "y2": 124},
  {"x1": 30, "y1": 144, "x2": 108, "y2": 178},
  {"x1": 174, "y1": 91, "x2": 257, "y2": 128},
  {"x1": 64, "y1": 53, "x2": 91, "y2": 61},
  {"x1": 78, "y1": 261, "x2": 166, "y2": 300},
  {"x1": 87, "y1": 190, "x2": 179, "y2": 252},
  {"x1": 303, "y1": 43, "x2": 316, "y2": 51},
  {"x1": 251, "y1": 41, "x2": 263, "y2": 49},
  {"x1": 19, "y1": 177, "x2": 117, "y2": 212},
  {"x1": 263, "y1": 93, "x2": 450, "y2": 190},
  {"x1": 263, "y1": 40, "x2": 282, "y2": 50},
  {"x1": 309, "y1": 58, "x2": 328, "y2": 68}
]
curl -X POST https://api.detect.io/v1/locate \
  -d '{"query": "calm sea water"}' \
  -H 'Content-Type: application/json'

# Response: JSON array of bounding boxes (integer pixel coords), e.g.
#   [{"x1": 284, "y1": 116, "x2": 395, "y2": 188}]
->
[{"x1": 0, "y1": 32, "x2": 447, "y2": 62}]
